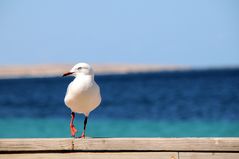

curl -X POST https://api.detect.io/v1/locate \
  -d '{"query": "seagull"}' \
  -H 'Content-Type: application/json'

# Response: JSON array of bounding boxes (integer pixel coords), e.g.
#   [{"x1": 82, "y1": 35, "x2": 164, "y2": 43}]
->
[{"x1": 63, "y1": 63, "x2": 101, "y2": 138}]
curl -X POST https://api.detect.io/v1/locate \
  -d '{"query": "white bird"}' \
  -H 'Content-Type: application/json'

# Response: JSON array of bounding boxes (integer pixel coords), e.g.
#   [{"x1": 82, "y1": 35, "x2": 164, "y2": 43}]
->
[{"x1": 63, "y1": 63, "x2": 101, "y2": 138}]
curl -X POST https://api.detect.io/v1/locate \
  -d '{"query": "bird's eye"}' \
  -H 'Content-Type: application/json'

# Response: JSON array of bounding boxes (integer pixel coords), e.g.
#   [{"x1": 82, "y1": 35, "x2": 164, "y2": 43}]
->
[{"x1": 78, "y1": 67, "x2": 82, "y2": 70}]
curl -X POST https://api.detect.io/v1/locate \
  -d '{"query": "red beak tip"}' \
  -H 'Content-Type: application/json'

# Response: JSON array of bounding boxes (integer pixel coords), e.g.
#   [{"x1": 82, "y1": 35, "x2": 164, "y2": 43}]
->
[{"x1": 62, "y1": 72, "x2": 73, "y2": 77}]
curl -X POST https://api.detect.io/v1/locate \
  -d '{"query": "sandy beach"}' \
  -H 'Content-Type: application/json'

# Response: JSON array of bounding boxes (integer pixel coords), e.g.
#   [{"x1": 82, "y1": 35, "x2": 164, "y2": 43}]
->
[{"x1": 0, "y1": 64, "x2": 188, "y2": 78}]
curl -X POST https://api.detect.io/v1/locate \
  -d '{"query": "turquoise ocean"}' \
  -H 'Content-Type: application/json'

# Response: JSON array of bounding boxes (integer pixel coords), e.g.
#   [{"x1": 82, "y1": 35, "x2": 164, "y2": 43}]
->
[{"x1": 0, "y1": 69, "x2": 238, "y2": 138}]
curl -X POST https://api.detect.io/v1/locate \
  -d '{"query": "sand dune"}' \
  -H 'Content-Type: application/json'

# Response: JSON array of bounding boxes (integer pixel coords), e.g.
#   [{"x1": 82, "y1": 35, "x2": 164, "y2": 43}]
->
[{"x1": 0, "y1": 64, "x2": 188, "y2": 78}]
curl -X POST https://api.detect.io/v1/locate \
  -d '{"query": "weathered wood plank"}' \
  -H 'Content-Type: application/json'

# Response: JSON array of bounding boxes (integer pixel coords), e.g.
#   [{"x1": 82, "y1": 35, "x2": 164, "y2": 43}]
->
[
  {"x1": 0, "y1": 138, "x2": 73, "y2": 152},
  {"x1": 179, "y1": 152, "x2": 239, "y2": 159},
  {"x1": 0, "y1": 152, "x2": 178, "y2": 159},
  {"x1": 73, "y1": 138, "x2": 239, "y2": 152},
  {"x1": 0, "y1": 138, "x2": 239, "y2": 152}
]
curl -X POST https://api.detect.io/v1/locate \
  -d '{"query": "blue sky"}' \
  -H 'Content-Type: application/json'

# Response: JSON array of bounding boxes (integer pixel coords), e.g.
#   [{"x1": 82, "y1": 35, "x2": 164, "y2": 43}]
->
[{"x1": 0, "y1": 0, "x2": 238, "y2": 67}]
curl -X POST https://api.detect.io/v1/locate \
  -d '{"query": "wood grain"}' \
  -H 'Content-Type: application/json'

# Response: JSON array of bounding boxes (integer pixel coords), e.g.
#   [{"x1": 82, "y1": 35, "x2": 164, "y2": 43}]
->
[
  {"x1": 179, "y1": 152, "x2": 239, "y2": 159},
  {"x1": 73, "y1": 138, "x2": 239, "y2": 152},
  {"x1": 0, "y1": 138, "x2": 238, "y2": 152},
  {"x1": 0, "y1": 138, "x2": 73, "y2": 152},
  {"x1": 0, "y1": 152, "x2": 178, "y2": 159},
  {"x1": 0, "y1": 138, "x2": 238, "y2": 159}
]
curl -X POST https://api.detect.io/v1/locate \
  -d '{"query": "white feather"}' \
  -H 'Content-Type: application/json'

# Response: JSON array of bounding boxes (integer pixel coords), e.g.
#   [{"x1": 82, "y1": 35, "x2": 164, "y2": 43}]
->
[{"x1": 64, "y1": 63, "x2": 101, "y2": 116}]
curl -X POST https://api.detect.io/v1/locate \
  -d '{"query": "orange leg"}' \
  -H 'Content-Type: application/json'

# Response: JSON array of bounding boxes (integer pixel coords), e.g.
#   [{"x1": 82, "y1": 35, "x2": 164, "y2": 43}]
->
[{"x1": 70, "y1": 112, "x2": 77, "y2": 137}]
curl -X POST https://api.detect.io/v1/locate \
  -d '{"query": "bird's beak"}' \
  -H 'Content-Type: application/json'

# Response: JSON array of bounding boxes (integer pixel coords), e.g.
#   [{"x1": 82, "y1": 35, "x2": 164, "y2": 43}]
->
[{"x1": 62, "y1": 72, "x2": 74, "y2": 77}]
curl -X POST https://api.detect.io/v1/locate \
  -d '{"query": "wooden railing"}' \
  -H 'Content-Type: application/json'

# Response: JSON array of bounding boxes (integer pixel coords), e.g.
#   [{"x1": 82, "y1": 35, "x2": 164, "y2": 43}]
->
[{"x1": 0, "y1": 138, "x2": 239, "y2": 158}]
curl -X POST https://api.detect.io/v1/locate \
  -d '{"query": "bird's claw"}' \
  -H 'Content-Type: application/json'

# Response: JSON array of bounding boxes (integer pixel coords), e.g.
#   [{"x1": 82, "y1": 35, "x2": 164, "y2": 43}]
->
[
  {"x1": 80, "y1": 132, "x2": 85, "y2": 138},
  {"x1": 70, "y1": 124, "x2": 77, "y2": 137}
]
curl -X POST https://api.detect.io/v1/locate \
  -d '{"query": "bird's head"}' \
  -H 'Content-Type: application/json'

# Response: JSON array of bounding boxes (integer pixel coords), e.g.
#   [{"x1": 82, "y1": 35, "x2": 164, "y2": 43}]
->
[{"x1": 62, "y1": 63, "x2": 94, "y2": 77}]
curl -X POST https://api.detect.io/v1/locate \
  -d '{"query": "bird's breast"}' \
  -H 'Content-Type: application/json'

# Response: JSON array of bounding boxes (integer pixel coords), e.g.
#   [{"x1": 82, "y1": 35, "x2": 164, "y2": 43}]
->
[{"x1": 64, "y1": 78, "x2": 101, "y2": 114}]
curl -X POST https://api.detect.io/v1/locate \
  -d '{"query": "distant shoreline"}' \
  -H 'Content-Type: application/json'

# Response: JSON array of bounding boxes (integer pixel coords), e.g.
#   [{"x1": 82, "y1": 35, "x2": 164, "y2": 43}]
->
[
  {"x1": 0, "y1": 64, "x2": 189, "y2": 79},
  {"x1": 0, "y1": 64, "x2": 238, "y2": 79}
]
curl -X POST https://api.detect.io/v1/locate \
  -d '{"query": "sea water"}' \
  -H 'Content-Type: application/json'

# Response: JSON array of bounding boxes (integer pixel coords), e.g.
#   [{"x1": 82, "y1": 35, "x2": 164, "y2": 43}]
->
[{"x1": 0, "y1": 69, "x2": 238, "y2": 138}]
